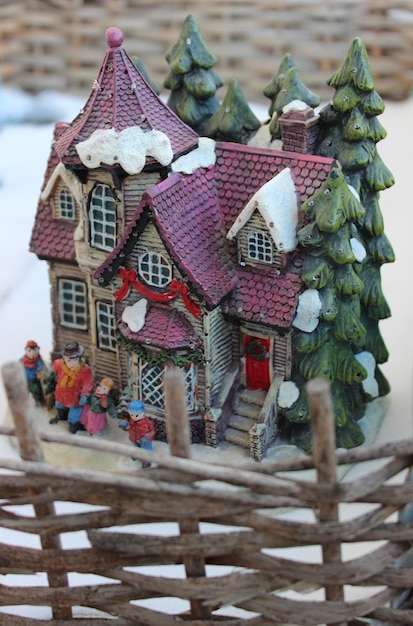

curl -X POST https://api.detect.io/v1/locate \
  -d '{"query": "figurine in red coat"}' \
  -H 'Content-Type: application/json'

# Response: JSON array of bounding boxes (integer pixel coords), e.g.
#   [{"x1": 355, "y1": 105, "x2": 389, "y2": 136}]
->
[
  {"x1": 49, "y1": 342, "x2": 94, "y2": 433},
  {"x1": 118, "y1": 399, "x2": 155, "y2": 468}
]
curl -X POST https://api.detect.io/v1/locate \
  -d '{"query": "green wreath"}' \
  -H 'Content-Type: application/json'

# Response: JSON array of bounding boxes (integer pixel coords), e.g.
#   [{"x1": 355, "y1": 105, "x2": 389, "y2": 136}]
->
[{"x1": 246, "y1": 338, "x2": 269, "y2": 361}]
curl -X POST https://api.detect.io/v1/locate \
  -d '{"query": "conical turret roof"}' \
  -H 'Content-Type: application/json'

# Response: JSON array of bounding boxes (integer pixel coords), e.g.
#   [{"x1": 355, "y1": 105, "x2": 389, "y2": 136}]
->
[{"x1": 54, "y1": 27, "x2": 198, "y2": 168}]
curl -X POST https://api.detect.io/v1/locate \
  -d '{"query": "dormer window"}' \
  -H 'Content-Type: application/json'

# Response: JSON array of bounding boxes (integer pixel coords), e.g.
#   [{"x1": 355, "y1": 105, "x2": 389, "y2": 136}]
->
[
  {"x1": 138, "y1": 252, "x2": 172, "y2": 287},
  {"x1": 248, "y1": 230, "x2": 273, "y2": 264},
  {"x1": 58, "y1": 188, "x2": 76, "y2": 219},
  {"x1": 89, "y1": 183, "x2": 116, "y2": 251}
]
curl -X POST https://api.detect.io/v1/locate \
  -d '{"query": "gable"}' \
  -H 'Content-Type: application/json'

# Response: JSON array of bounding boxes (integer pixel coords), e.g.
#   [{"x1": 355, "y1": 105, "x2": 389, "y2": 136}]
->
[{"x1": 227, "y1": 167, "x2": 299, "y2": 253}]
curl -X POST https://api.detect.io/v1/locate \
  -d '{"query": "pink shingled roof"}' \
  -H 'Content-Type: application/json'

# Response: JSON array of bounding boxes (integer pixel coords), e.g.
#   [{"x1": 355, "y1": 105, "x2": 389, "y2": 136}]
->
[
  {"x1": 214, "y1": 142, "x2": 335, "y2": 233},
  {"x1": 54, "y1": 33, "x2": 198, "y2": 168},
  {"x1": 29, "y1": 124, "x2": 77, "y2": 262},
  {"x1": 222, "y1": 265, "x2": 302, "y2": 328},
  {"x1": 117, "y1": 303, "x2": 202, "y2": 350},
  {"x1": 95, "y1": 168, "x2": 239, "y2": 308}
]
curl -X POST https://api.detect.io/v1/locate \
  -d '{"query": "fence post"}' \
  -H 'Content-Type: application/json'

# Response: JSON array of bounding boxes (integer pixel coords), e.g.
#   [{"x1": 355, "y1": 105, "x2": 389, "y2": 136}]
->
[
  {"x1": 1, "y1": 361, "x2": 72, "y2": 620},
  {"x1": 307, "y1": 378, "x2": 346, "y2": 626},
  {"x1": 164, "y1": 366, "x2": 210, "y2": 620}
]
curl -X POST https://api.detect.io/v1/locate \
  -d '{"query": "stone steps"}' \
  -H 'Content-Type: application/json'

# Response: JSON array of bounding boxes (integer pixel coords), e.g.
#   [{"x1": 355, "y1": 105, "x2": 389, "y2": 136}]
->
[
  {"x1": 224, "y1": 387, "x2": 266, "y2": 450},
  {"x1": 228, "y1": 413, "x2": 255, "y2": 432},
  {"x1": 239, "y1": 388, "x2": 267, "y2": 407},
  {"x1": 224, "y1": 427, "x2": 250, "y2": 449},
  {"x1": 234, "y1": 400, "x2": 261, "y2": 420}
]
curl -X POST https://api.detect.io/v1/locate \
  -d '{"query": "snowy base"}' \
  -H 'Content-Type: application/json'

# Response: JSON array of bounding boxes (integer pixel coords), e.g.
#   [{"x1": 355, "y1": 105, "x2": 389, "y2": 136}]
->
[{"x1": 2, "y1": 396, "x2": 389, "y2": 477}]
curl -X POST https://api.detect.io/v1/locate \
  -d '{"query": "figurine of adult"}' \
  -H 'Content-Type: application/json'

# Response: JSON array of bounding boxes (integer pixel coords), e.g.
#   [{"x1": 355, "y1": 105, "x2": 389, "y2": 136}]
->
[
  {"x1": 80, "y1": 378, "x2": 116, "y2": 437},
  {"x1": 118, "y1": 399, "x2": 155, "y2": 468},
  {"x1": 20, "y1": 340, "x2": 47, "y2": 406},
  {"x1": 49, "y1": 341, "x2": 94, "y2": 433}
]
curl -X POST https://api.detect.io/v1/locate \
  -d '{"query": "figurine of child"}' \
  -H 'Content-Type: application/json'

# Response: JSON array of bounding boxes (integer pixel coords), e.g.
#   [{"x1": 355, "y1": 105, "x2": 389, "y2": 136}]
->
[
  {"x1": 118, "y1": 399, "x2": 155, "y2": 468},
  {"x1": 20, "y1": 340, "x2": 47, "y2": 406},
  {"x1": 49, "y1": 341, "x2": 94, "y2": 434},
  {"x1": 80, "y1": 378, "x2": 116, "y2": 437}
]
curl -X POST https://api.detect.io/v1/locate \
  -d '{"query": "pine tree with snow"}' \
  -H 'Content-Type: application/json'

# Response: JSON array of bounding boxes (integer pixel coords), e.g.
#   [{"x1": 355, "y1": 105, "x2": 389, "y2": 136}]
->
[
  {"x1": 203, "y1": 79, "x2": 261, "y2": 144},
  {"x1": 283, "y1": 167, "x2": 369, "y2": 452},
  {"x1": 316, "y1": 37, "x2": 395, "y2": 397},
  {"x1": 263, "y1": 54, "x2": 320, "y2": 140},
  {"x1": 164, "y1": 15, "x2": 223, "y2": 134}
]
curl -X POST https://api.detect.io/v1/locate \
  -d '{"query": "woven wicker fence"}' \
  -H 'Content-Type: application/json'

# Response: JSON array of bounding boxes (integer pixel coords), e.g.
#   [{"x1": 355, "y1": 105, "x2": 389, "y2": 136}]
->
[
  {"x1": 1, "y1": 361, "x2": 413, "y2": 625},
  {"x1": 1, "y1": 0, "x2": 413, "y2": 105}
]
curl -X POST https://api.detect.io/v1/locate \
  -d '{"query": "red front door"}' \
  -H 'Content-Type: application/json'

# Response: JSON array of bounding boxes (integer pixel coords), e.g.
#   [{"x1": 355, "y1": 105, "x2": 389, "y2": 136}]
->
[{"x1": 245, "y1": 335, "x2": 271, "y2": 391}]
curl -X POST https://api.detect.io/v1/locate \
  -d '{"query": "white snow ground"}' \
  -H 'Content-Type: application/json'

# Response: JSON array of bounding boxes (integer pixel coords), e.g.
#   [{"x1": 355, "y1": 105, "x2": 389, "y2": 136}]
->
[{"x1": 0, "y1": 87, "x2": 412, "y2": 620}]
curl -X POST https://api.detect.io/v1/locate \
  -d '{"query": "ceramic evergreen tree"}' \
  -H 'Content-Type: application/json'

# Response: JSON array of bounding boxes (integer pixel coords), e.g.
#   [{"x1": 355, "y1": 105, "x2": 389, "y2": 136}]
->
[
  {"x1": 285, "y1": 168, "x2": 368, "y2": 452},
  {"x1": 164, "y1": 14, "x2": 223, "y2": 134},
  {"x1": 316, "y1": 37, "x2": 395, "y2": 397},
  {"x1": 203, "y1": 79, "x2": 261, "y2": 144},
  {"x1": 263, "y1": 54, "x2": 320, "y2": 140}
]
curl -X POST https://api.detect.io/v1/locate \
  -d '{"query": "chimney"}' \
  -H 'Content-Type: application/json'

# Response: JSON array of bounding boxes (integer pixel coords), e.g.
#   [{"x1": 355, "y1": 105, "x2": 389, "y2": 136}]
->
[{"x1": 278, "y1": 101, "x2": 319, "y2": 154}]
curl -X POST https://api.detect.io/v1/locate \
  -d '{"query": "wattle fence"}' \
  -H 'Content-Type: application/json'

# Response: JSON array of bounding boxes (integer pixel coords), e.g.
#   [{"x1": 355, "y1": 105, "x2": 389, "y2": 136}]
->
[{"x1": 0, "y1": 360, "x2": 413, "y2": 625}]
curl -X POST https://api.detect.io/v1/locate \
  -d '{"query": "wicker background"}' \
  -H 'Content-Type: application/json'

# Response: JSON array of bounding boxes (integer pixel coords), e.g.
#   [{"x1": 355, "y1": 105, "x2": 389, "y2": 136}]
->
[{"x1": 1, "y1": 0, "x2": 413, "y2": 107}]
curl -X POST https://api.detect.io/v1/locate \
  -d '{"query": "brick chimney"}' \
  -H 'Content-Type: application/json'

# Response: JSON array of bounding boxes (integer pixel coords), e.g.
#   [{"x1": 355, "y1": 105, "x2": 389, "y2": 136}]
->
[{"x1": 278, "y1": 101, "x2": 319, "y2": 154}]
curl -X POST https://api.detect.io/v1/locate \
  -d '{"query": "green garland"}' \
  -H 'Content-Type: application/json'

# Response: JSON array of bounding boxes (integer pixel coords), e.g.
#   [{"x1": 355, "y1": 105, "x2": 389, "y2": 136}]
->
[
  {"x1": 246, "y1": 338, "x2": 269, "y2": 361},
  {"x1": 117, "y1": 332, "x2": 205, "y2": 366}
]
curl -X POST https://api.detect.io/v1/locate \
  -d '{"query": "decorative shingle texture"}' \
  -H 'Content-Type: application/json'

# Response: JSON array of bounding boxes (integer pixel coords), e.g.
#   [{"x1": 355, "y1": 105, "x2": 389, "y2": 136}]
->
[
  {"x1": 54, "y1": 39, "x2": 198, "y2": 168},
  {"x1": 118, "y1": 303, "x2": 201, "y2": 350},
  {"x1": 222, "y1": 265, "x2": 303, "y2": 328},
  {"x1": 96, "y1": 168, "x2": 239, "y2": 309},
  {"x1": 29, "y1": 124, "x2": 77, "y2": 262},
  {"x1": 214, "y1": 143, "x2": 335, "y2": 234},
  {"x1": 147, "y1": 168, "x2": 238, "y2": 308}
]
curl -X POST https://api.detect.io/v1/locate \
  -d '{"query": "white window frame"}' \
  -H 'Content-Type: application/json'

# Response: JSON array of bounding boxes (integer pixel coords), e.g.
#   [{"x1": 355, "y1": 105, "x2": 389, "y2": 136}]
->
[
  {"x1": 247, "y1": 229, "x2": 273, "y2": 264},
  {"x1": 138, "y1": 252, "x2": 172, "y2": 287},
  {"x1": 138, "y1": 360, "x2": 196, "y2": 412},
  {"x1": 58, "y1": 279, "x2": 87, "y2": 329},
  {"x1": 89, "y1": 183, "x2": 117, "y2": 251},
  {"x1": 96, "y1": 300, "x2": 117, "y2": 352},
  {"x1": 58, "y1": 187, "x2": 76, "y2": 219}
]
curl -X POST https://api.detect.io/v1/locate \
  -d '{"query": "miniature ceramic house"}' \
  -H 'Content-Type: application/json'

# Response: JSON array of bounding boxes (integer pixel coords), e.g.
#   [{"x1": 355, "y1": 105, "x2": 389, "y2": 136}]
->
[{"x1": 31, "y1": 28, "x2": 385, "y2": 460}]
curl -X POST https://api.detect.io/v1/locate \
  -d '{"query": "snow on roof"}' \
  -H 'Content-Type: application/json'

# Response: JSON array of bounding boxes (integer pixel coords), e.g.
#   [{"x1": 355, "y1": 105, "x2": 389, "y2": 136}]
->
[{"x1": 226, "y1": 167, "x2": 299, "y2": 252}]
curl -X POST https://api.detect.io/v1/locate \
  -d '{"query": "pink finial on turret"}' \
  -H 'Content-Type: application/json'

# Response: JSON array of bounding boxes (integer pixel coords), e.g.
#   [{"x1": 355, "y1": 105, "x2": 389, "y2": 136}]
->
[{"x1": 105, "y1": 27, "x2": 124, "y2": 48}]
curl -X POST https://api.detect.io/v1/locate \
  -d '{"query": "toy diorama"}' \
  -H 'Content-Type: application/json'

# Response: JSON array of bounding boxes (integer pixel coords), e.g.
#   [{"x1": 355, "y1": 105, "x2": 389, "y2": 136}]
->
[
  {"x1": 29, "y1": 16, "x2": 394, "y2": 461},
  {"x1": 3, "y1": 16, "x2": 413, "y2": 626}
]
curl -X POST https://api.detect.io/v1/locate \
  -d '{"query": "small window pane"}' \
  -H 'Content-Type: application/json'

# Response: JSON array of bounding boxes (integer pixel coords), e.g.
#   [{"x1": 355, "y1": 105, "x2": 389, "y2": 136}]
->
[
  {"x1": 138, "y1": 252, "x2": 172, "y2": 287},
  {"x1": 96, "y1": 300, "x2": 117, "y2": 352},
  {"x1": 58, "y1": 279, "x2": 87, "y2": 329},
  {"x1": 90, "y1": 184, "x2": 117, "y2": 251},
  {"x1": 248, "y1": 230, "x2": 273, "y2": 264},
  {"x1": 58, "y1": 188, "x2": 75, "y2": 219}
]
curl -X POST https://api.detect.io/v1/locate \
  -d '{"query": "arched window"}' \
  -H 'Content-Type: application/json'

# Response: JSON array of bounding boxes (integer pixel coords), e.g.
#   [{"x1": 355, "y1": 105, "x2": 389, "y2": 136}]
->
[
  {"x1": 58, "y1": 188, "x2": 75, "y2": 219},
  {"x1": 247, "y1": 230, "x2": 273, "y2": 264},
  {"x1": 138, "y1": 252, "x2": 172, "y2": 287},
  {"x1": 89, "y1": 184, "x2": 116, "y2": 251}
]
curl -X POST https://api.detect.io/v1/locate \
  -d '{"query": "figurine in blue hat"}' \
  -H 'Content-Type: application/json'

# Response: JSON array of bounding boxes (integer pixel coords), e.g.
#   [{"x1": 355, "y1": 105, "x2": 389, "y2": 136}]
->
[{"x1": 118, "y1": 399, "x2": 155, "y2": 468}]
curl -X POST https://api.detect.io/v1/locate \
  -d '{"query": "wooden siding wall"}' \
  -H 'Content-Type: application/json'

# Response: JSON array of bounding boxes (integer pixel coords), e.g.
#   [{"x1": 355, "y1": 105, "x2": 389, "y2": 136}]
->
[
  {"x1": 273, "y1": 332, "x2": 292, "y2": 380},
  {"x1": 89, "y1": 284, "x2": 120, "y2": 387},
  {"x1": 123, "y1": 172, "x2": 162, "y2": 223},
  {"x1": 49, "y1": 262, "x2": 92, "y2": 360},
  {"x1": 237, "y1": 211, "x2": 282, "y2": 270},
  {"x1": 115, "y1": 220, "x2": 206, "y2": 409},
  {"x1": 204, "y1": 308, "x2": 234, "y2": 403}
]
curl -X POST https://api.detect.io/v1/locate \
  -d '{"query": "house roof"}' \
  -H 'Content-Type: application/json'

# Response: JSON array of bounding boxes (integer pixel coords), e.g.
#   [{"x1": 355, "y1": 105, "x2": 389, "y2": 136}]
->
[
  {"x1": 117, "y1": 303, "x2": 202, "y2": 350},
  {"x1": 214, "y1": 142, "x2": 335, "y2": 233},
  {"x1": 29, "y1": 124, "x2": 78, "y2": 262},
  {"x1": 222, "y1": 265, "x2": 302, "y2": 328},
  {"x1": 96, "y1": 167, "x2": 239, "y2": 309},
  {"x1": 53, "y1": 27, "x2": 198, "y2": 169}
]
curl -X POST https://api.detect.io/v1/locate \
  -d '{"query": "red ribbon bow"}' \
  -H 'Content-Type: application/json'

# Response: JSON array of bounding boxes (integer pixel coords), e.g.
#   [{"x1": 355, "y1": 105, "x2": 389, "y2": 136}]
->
[{"x1": 114, "y1": 268, "x2": 202, "y2": 320}]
